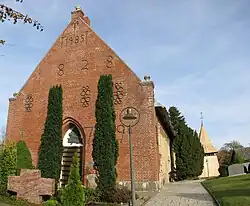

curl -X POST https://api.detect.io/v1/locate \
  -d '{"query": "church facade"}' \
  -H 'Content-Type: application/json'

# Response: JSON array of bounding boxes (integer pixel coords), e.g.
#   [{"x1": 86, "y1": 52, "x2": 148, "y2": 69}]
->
[{"x1": 5, "y1": 7, "x2": 175, "y2": 191}]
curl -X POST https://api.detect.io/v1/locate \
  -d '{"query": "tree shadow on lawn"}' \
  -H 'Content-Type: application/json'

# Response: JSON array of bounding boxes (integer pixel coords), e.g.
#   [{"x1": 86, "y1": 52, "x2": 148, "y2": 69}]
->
[{"x1": 211, "y1": 187, "x2": 250, "y2": 200}]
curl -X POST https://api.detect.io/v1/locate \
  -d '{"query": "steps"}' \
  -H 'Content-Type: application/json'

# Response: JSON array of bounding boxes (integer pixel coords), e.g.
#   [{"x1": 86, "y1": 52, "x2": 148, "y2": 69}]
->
[{"x1": 60, "y1": 147, "x2": 82, "y2": 187}]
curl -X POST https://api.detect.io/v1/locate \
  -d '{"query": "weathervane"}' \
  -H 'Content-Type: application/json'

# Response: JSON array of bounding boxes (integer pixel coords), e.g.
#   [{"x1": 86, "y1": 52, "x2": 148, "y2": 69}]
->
[
  {"x1": 75, "y1": 5, "x2": 81, "y2": 11},
  {"x1": 200, "y1": 112, "x2": 204, "y2": 126}
]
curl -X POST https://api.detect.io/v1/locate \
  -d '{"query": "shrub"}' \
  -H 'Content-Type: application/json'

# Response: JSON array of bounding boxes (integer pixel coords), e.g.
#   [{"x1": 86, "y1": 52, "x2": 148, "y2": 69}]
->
[
  {"x1": 60, "y1": 152, "x2": 85, "y2": 206},
  {"x1": 38, "y1": 85, "x2": 63, "y2": 181},
  {"x1": 248, "y1": 164, "x2": 250, "y2": 173},
  {"x1": 102, "y1": 186, "x2": 139, "y2": 204},
  {"x1": 43, "y1": 199, "x2": 61, "y2": 206},
  {"x1": 16, "y1": 141, "x2": 33, "y2": 175},
  {"x1": 244, "y1": 165, "x2": 248, "y2": 173},
  {"x1": 0, "y1": 184, "x2": 9, "y2": 196},
  {"x1": 0, "y1": 195, "x2": 32, "y2": 206},
  {"x1": 0, "y1": 141, "x2": 17, "y2": 191},
  {"x1": 218, "y1": 165, "x2": 228, "y2": 177},
  {"x1": 84, "y1": 187, "x2": 100, "y2": 204}
]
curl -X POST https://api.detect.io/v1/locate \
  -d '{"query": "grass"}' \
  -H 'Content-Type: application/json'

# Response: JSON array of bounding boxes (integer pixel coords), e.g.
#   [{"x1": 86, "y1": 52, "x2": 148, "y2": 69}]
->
[
  {"x1": 0, "y1": 195, "x2": 36, "y2": 206},
  {"x1": 0, "y1": 195, "x2": 122, "y2": 206},
  {"x1": 203, "y1": 174, "x2": 250, "y2": 206},
  {"x1": 0, "y1": 202, "x2": 11, "y2": 206}
]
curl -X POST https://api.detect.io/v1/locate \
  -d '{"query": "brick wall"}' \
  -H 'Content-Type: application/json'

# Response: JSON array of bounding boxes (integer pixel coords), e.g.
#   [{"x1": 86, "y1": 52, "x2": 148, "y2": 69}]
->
[{"x1": 6, "y1": 8, "x2": 159, "y2": 185}]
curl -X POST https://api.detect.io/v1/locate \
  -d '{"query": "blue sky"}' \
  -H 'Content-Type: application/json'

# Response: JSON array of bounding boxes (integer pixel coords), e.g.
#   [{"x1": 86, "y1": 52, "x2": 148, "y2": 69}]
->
[{"x1": 0, "y1": 0, "x2": 250, "y2": 149}]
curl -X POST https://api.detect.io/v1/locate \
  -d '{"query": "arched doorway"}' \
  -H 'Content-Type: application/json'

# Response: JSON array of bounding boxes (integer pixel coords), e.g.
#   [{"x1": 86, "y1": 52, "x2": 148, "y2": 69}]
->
[{"x1": 59, "y1": 123, "x2": 84, "y2": 187}]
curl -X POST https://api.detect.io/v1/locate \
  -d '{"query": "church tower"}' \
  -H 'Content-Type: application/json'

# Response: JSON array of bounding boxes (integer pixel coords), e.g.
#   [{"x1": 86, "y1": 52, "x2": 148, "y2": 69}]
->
[{"x1": 199, "y1": 112, "x2": 220, "y2": 178}]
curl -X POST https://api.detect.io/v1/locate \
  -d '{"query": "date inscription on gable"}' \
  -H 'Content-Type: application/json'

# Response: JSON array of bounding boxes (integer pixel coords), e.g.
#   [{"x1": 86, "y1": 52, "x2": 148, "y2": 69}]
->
[{"x1": 61, "y1": 31, "x2": 89, "y2": 48}]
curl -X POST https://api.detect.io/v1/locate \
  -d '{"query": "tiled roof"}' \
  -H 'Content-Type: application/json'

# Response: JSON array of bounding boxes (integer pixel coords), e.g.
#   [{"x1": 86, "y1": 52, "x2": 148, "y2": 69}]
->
[{"x1": 199, "y1": 124, "x2": 217, "y2": 153}]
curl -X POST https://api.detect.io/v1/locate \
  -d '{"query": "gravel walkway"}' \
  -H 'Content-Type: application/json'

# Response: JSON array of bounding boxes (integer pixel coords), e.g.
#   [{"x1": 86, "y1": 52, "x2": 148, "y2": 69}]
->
[{"x1": 144, "y1": 180, "x2": 216, "y2": 206}]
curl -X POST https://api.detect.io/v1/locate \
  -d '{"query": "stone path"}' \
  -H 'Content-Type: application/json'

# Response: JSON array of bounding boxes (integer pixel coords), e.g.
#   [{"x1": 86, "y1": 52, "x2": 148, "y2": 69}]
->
[{"x1": 144, "y1": 180, "x2": 216, "y2": 206}]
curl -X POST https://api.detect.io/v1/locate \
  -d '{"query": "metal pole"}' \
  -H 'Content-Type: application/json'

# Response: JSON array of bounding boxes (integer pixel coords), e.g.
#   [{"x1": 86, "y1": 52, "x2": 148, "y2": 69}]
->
[{"x1": 128, "y1": 125, "x2": 136, "y2": 206}]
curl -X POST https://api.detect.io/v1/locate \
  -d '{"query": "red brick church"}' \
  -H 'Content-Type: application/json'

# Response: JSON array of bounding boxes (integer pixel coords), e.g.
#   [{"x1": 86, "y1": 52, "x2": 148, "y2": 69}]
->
[{"x1": 6, "y1": 6, "x2": 175, "y2": 191}]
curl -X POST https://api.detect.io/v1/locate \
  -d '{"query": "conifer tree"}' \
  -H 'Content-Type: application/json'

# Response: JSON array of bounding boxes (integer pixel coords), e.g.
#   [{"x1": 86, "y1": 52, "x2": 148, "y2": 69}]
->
[
  {"x1": 60, "y1": 152, "x2": 85, "y2": 206},
  {"x1": 169, "y1": 107, "x2": 187, "y2": 180},
  {"x1": 92, "y1": 74, "x2": 118, "y2": 200},
  {"x1": 169, "y1": 106, "x2": 204, "y2": 180},
  {"x1": 178, "y1": 128, "x2": 191, "y2": 179},
  {"x1": 168, "y1": 106, "x2": 186, "y2": 152},
  {"x1": 192, "y1": 131, "x2": 204, "y2": 177},
  {"x1": 38, "y1": 85, "x2": 63, "y2": 181}
]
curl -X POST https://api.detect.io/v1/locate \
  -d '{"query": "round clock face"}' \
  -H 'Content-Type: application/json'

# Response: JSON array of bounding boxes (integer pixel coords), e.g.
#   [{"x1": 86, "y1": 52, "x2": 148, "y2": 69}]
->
[{"x1": 120, "y1": 107, "x2": 140, "y2": 127}]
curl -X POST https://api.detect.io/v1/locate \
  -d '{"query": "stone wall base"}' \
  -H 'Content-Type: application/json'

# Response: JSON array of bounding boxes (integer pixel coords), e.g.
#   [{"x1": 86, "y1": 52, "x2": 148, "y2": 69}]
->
[{"x1": 117, "y1": 180, "x2": 160, "y2": 192}]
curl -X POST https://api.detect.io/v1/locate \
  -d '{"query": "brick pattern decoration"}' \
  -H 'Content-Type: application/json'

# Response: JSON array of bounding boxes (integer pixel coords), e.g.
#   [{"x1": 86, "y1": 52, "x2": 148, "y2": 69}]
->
[
  {"x1": 8, "y1": 169, "x2": 55, "y2": 204},
  {"x1": 6, "y1": 8, "x2": 160, "y2": 185}
]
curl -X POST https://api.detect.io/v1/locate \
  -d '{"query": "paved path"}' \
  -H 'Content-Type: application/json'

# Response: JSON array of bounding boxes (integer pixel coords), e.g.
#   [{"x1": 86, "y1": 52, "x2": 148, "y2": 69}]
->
[{"x1": 144, "y1": 180, "x2": 216, "y2": 206}]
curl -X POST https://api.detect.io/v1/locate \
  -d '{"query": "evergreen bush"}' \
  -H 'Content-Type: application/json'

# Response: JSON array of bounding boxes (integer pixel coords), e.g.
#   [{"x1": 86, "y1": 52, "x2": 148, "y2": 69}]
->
[
  {"x1": 0, "y1": 141, "x2": 17, "y2": 192},
  {"x1": 218, "y1": 164, "x2": 229, "y2": 177},
  {"x1": 243, "y1": 165, "x2": 248, "y2": 173},
  {"x1": 92, "y1": 75, "x2": 118, "y2": 200},
  {"x1": 105, "y1": 186, "x2": 139, "y2": 204},
  {"x1": 38, "y1": 85, "x2": 63, "y2": 181},
  {"x1": 60, "y1": 152, "x2": 85, "y2": 206},
  {"x1": 16, "y1": 140, "x2": 33, "y2": 175},
  {"x1": 84, "y1": 187, "x2": 100, "y2": 204},
  {"x1": 43, "y1": 199, "x2": 61, "y2": 206},
  {"x1": 0, "y1": 184, "x2": 9, "y2": 196}
]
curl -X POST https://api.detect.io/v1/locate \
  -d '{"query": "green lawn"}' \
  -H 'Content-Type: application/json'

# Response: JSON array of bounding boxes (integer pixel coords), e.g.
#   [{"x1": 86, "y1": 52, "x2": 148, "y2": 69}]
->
[
  {"x1": 203, "y1": 174, "x2": 250, "y2": 206},
  {"x1": 0, "y1": 203, "x2": 11, "y2": 206},
  {"x1": 0, "y1": 196, "x2": 32, "y2": 206}
]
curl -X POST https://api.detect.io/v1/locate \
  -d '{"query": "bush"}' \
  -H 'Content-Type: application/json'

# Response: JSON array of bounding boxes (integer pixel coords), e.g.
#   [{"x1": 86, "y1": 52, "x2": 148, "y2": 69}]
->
[
  {"x1": 244, "y1": 165, "x2": 248, "y2": 173},
  {"x1": 248, "y1": 164, "x2": 250, "y2": 173},
  {"x1": 43, "y1": 199, "x2": 61, "y2": 206},
  {"x1": 60, "y1": 152, "x2": 85, "y2": 206},
  {"x1": 0, "y1": 195, "x2": 31, "y2": 206},
  {"x1": 0, "y1": 184, "x2": 9, "y2": 196},
  {"x1": 102, "y1": 186, "x2": 139, "y2": 204},
  {"x1": 218, "y1": 165, "x2": 229, "y2": 177},
  {"x1": 0, "y1": 141, "x2": 17, "y2": 190},
  {"x1": 84, "y1": 187, "x2": 100, "y2": 204},
  {"x1": 16, "y1": 141, "x2": 33, "y2": 175}
]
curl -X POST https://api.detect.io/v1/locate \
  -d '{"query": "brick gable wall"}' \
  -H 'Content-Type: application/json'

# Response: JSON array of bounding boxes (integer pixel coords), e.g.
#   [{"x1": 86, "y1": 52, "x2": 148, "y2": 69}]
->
[{"x1": 6, "y1": 8, "x2": 160, "y2": 190}]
